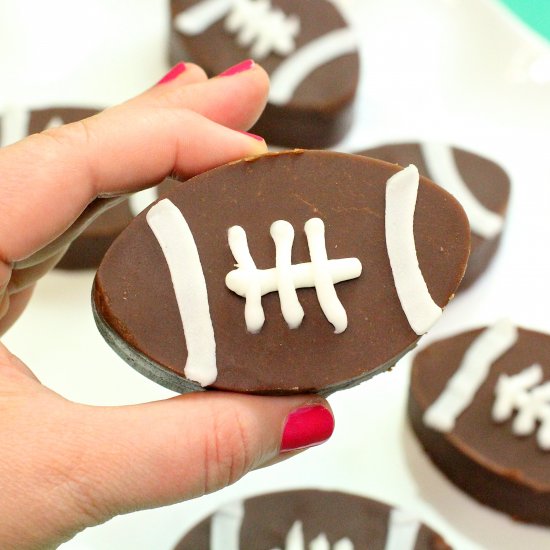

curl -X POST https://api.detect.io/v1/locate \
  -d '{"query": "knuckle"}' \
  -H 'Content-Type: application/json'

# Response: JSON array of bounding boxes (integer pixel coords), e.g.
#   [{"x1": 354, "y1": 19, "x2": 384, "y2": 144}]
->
[{"x1": 202, "y1": 407, "x2": 254, "y2": 494}]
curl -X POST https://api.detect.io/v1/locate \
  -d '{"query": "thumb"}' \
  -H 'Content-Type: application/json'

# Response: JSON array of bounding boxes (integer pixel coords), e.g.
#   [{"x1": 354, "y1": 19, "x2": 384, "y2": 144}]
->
[{"x1": 63, "y1": 393, "x2": 333, "y2": 530}]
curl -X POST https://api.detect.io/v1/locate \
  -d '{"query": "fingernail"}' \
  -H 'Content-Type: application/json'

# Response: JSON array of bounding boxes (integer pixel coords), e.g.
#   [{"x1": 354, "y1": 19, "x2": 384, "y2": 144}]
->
[
  {"x1": 238, "y1": 130, "x2": 265, "y2": 142},
  {"x1": 157, "y1": 62, "x2": 186, "y2": 85},
  {"x1": 218, "y1": 59, "x2": 255, "y2": 77},
  {"x1": 280, "y1": 404, "x2": 334, "y2": 453}
]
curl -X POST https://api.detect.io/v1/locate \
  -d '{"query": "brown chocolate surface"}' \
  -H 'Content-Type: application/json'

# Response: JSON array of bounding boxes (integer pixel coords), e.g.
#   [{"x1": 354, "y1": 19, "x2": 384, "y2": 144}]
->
[
  {"x1": 409, "y1": 326, "x2": 550, "y2": 525},
  {"x1": 358, "y1": 143, "x2": 510, "y2": 290},
  {"x1": 174, "y1": 490, "x2": 451, "y2": 549},
  {"x1": 170, "y1": 0, "x2": 359, "y2": 147},
  {"x1": 93, "y1": 150, "x2": 469, "y2": 394}
]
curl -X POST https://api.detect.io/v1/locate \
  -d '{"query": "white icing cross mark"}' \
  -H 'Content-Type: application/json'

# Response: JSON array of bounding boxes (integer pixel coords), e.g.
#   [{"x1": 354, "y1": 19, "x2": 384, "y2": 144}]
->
[
  {"x1": 225, "y1": 0, "x2": 300, "y2": 60},
  {"x1": 225, "y1": 218, "x2": 362, "y2": 334},
  {"x1": 385, "y1": 164, "x2": 442, "y2": 335},
  {"x1": 423, "y1": 319, "x2": 518, "y2": 432},
  {"x1": 271, "y1": 520, "x2": 354, "y2": 550},
  {"x1": 174, "y1": 0, "x2": 299, "y2": 60},
  {"x1": 493, "y1": 364, "x2": 550, "y2": 450}
]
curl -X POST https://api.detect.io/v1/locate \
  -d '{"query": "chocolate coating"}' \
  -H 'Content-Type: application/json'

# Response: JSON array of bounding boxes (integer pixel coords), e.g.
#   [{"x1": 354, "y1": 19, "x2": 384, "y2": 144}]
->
[
  {"x1": 170, "y1": 0, "x2": 359, "y2": 148},
  {"x1": 358, "y1": 143, "x2": 510, "y2": 290},
  {"x1": 174, "y1": 490, "x2": 451, "y2": 549},
  {"x1": 409, "y1": 326, "x2": 550, "y2": 525},
  {"x1": 93, "y1": 150, "x2": 469, "y2": 395}
]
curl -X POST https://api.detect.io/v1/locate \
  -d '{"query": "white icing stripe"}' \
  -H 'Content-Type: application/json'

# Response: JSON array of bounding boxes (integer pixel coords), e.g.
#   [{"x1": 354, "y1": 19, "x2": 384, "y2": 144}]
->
[
  {"x1": 1, "y1": 107, "x2": 30, "y2": 146},
  {"x1": 304, "y1": 218, "x2": 348, "y2": 334},
  {"x1": 310, "y1": 533, "x2": 330, "y2": 550},
  {"x1": 129, "y1": 187, "x2": 159, "y2": 217},
  {"x1": 210, "y1": 500, "x2": 245, "y2": 550},
  {"x1": 271, "y1": 520, "x2": 354, "y2": 549},
  {"x1": 271, "y1": 220, "x2": 305, "y2": 329},
  {"x1": 493, "y1": 364, "x2": 550, "y2": 450},
  {"x1": 269, "y1": 28, "x2": 357, "y2": 105},
  {"x1": 227, "y1": 225, "x2": 265, "y2": 333},
  {"x1": 384, "y1": 509, "x2": 420, "y2": 550},
  {"x1": 424, "y1": 319, "x2": 518, "y2": 432},
  {"x1": 285, "y1": 520, "x2": 305, "y2": 550},
  {"x1": 45, "y1": 116, "x2": 64, "y2": 130},
  {"x1": 174, "y1": 0, "x2": 231, "y2": 35},
  {"x1": 421, "y1": 142, "x2": 504, "y2": 240},
  {"x1": 333, "y1": 540, "x2": 353, "y2": 550},
  {"x1": 146, "y1": 199, "x2": 217, "y2": 386},
  {"x1": 385, "y1": 165, "x2": 442, "y2": 335}
]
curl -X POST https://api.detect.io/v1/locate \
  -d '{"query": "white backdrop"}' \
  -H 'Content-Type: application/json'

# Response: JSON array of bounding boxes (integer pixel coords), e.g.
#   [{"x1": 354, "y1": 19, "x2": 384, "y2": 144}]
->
[{"x1": 1, "y1": 0, "x2": 550, "y2": 548}]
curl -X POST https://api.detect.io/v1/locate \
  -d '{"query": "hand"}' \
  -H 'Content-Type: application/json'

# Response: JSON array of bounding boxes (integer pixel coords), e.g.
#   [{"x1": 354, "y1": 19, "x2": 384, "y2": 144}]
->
[{"x1": 0, "y1": 62, "x2": 334, "y2": 550}]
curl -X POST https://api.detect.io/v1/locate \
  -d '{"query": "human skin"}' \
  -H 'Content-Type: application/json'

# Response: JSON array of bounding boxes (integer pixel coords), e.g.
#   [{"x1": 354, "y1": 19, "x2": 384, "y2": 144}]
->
[{"x1": 0, "y1": 61, "x2": 333, "y2": 550}]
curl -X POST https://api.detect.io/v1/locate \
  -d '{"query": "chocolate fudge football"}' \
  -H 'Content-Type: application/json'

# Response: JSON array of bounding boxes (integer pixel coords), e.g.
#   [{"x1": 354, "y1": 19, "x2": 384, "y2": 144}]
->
[
  {"x1": 170, "y1": 0, "x2": 360, "y2": 148},
  {"x1": 93, "y1": 150, "x2": 469, "y2": 394},
  {"x1": 174, "y1": 489, "x2": 451, "y2": 549},
  {"x1": 409, "y1": 320, "x2": 550, "y2": 525},
  {"x1": 359, "y1": 143, "x2": 510, "y2": 290}
]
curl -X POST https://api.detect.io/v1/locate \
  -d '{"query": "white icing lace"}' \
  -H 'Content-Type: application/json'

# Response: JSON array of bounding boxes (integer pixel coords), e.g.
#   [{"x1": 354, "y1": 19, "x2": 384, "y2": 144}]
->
[
  {"x1": 224, "y1": 0, "x2": 300, "y2": 59},
  {"x1": 493, "y1": 364, "x2": 550, "y2": 450}
]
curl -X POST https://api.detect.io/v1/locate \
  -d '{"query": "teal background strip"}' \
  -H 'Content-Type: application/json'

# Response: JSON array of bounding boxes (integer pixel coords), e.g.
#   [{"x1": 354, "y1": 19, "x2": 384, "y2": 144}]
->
[{"x1": 498, "y1": 0, "x2": 550, "y2": 42}]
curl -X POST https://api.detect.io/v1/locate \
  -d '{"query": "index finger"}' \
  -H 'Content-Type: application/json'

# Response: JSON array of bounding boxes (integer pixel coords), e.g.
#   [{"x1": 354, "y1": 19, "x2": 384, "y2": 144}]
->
[{"x1": 0, "y1": 64, "x2": 268, "y2": 273}]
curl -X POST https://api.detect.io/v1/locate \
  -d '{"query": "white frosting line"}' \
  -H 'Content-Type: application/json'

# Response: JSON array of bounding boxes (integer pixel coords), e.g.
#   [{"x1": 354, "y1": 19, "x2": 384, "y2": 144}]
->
[
  {"x1": 210, "y1": 500, "x2": 245, "y2": 550},
  {"x1": 225, "y1": 0, "x2": 300, "y2": 60},
  {"x1": 269, "y1": 28, "x2": 357, "y2": 105},
  {"x1": 493, "y1": 363, "x2": 543, "y2": 422},
  {"x1": 129, "y1": 187, "x2": 159, "y2": 217},
  {"x1": 271, "y1": 220, "x2": 304, "y2": 329},
  {"x1": 271, "y1": 520, "x2": 354, "y2": 549},
  {"x1": 146, "y1": 198, "x2": 216, "y2": 386},
  {"x1": 423, "y1": 319, "x2": 518, "y2": 432},
  {"x1": 385, "y1": 164, "x2": 442, "y2": 335},
  {"x1": 333, "y1": 539, "x2": 354, "y2": 550},
  {"x1": 225, "y1": 220, "x2": 361, "y2": 332},
  {"x1": 304, "y1": 218, "x2": 350, "y2": 334},
  {"x1": 45, "y1": 115, "x2": 64, "y2": 130},
  {"x1": 227, "y1": 225, "x2": 265, "y2": 333},
  {"x1": 174, "y1": 0, "x2": 231, "y2": 35},
  {"x1": 310, "y1": 533, "x2": 330, "y2": 550},
  {"x1": 384, "y1": 509, "x2": 420, "y2": 550},
  {"x1": 0, "y1": 107, "x2": 30, "y2": 146},
  {"x1": 285, "y1": 520, "x2": 305, "y2": 550},
  {"x1": 492, "y1": 364, "x2": 550, "y2": 450},
  {"x1": 421, "y1": 142, "x2": 504, "y2": 240}
]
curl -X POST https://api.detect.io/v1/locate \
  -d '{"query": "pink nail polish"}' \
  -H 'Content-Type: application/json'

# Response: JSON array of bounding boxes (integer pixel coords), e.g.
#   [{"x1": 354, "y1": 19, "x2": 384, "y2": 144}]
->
[
  {"x1": 280, "y1": 405, "x2": 334, "y2": 453},
  {"x1": 218, "y1": 59, "x2": 255, "y2": 77},
  {"x1": 238, "y1": 130, "x2": 265, "y2": 142},
  {"x1": 157, "y1": 62, "x2": 186, "y2": 85}
]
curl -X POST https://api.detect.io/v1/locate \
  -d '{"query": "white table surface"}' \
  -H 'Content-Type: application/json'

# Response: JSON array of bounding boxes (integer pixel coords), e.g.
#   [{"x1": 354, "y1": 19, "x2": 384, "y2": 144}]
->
[{"x1": 1, "y1": 0, "x2": 550, "y2": 548}]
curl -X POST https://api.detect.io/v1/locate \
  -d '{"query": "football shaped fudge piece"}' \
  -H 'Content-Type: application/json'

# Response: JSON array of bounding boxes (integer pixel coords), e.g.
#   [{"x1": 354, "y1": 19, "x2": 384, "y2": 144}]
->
[
  {"x1": 173, "y1": 489, "x2": 451, "y2": 549},
  {"x1": 358, "y1": 143, "x2": 510, "y2": 290},
  {"x1": 170, "y1": 0, "x2": 360, "y2": 148},
  {"x1": 409, "y1": 320, "x2": 550, "y2": 525},
  {"x1": 93, "y1": 150, "x2": 469, "y2": 395}
]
